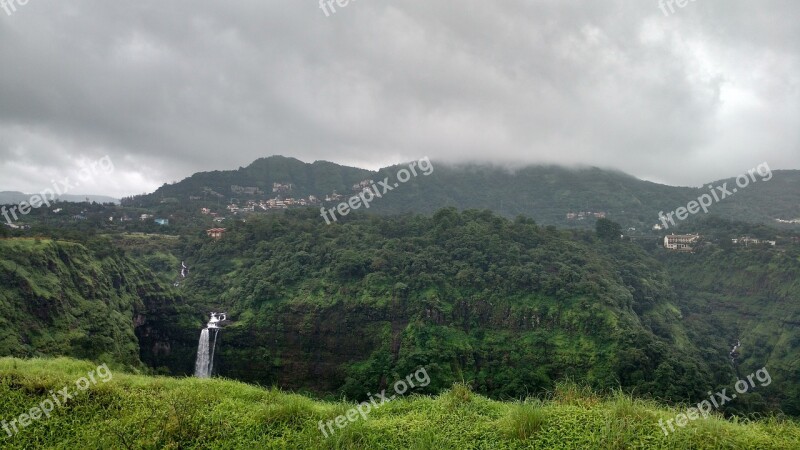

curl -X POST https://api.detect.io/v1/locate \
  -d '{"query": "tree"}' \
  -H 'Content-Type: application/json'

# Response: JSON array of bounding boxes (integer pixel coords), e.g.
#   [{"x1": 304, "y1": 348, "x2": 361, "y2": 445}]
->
[{"x1": 595, "y1": 218, "x2": 622, "y2": 240}]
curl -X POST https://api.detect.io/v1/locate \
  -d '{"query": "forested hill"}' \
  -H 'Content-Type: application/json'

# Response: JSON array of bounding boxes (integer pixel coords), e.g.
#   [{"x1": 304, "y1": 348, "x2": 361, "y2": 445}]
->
[
  {"x1": 127, "y1": 155, "x2": 800, "y2": 229},
  {"x1": 153, "y1": 209, "x2": 714, "y2": 402},
  {"x1": 133, "y1": 156, "x2": 374, "y2": 203}
]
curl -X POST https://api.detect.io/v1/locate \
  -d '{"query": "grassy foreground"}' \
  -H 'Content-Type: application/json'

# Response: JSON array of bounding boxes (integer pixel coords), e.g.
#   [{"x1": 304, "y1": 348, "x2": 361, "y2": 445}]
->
[{"x1": 0, "y1": 358, "x2": 798, "y2": 449}]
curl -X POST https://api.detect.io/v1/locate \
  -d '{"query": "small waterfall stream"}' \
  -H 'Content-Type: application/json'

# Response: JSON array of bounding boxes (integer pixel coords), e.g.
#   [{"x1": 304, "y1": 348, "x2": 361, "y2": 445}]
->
[
  {"x1": 729, "y1": 339, "x2": 743, "y2": 379},
  {"x1": 730, "y1": 340, "x2": 741, "y2": 358}
]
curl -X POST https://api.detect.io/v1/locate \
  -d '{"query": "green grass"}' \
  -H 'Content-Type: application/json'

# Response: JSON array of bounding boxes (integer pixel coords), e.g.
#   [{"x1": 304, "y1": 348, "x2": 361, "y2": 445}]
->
[{"x1": 0, "y1": 358, "x2": 798, "y2": 449}]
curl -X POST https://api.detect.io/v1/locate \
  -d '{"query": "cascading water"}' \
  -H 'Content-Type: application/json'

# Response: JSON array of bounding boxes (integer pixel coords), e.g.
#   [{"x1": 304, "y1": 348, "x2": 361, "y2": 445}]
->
[
  {"x1": 194, "y1": 312, "x2": 226, "y2": 378},
  {"x1": 194, "y1": 328, "x2": 212, "y2": 377}
]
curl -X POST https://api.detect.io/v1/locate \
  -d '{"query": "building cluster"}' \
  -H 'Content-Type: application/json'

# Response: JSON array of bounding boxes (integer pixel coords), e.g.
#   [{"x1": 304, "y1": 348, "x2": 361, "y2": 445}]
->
[
  {"x1": 663, "y1": 234, "x2": 781, "y2": 251},
  {"x1": 566, "y1": 211, "x2": 606, "y2": 220},
  {"x1": 224, "y1": 195, "x2": 320, "y2": 214}
]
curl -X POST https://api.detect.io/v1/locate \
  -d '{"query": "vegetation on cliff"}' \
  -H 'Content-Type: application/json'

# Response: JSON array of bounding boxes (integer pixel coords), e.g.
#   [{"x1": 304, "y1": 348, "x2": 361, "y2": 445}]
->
[
  {"x1": 171, "y1": 208, "x2": 711, "y2": 403},
  {"x1": 0, "y1": 238, "x2": 181, "y2": 370}
]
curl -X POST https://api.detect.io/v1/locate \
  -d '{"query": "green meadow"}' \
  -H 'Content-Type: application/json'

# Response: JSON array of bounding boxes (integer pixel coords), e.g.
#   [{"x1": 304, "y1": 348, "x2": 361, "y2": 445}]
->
[{"x1": 1, "y1": 358, "x2": 797, "y2": 449}]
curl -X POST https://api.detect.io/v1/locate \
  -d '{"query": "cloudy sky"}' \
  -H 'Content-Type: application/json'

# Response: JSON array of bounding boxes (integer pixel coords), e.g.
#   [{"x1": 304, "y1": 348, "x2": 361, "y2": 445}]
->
[{"x1": 1, "y1": 0, "x2": 798, "y2": 197}]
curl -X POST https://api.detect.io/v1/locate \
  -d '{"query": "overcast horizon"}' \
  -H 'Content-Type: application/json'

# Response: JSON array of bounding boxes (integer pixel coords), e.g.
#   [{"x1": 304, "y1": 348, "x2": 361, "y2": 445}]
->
[{"x1": 2, "y1": 0, "x2": 799, "y2": 198}]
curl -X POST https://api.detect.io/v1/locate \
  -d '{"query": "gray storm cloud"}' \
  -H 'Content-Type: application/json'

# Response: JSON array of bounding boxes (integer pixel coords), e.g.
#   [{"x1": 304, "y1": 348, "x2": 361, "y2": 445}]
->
[{"x1": 0, "y1": 0, "x2": 798, "y2": 197}]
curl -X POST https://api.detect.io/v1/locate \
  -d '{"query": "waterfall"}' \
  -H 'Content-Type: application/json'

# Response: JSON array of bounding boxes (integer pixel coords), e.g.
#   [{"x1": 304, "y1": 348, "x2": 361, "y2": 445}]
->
[
  {"x1": 194, "y1": 312, "x2": 226, "y2": 378},
  {"x1": 194, "y1": 328, "x2": 211, "y2": 378}
]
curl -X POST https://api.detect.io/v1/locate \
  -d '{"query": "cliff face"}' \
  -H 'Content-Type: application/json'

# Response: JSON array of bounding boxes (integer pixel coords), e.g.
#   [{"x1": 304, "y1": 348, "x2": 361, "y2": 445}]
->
[
  {"x1": 182, "y1": 299, "x2": 695, "y2": 410},
  {"x1": 208, "y1": 296, "x2": 686, "y2": 402},
  {"x1": 217, "y1": 303, "x2": 395, "y2": 391},
  {"x1": 0, "y1": 238, "x2": 187, "y2": 371},
  {"x1": 132, "y1": 286, "x2": 195, "y2": 375}
]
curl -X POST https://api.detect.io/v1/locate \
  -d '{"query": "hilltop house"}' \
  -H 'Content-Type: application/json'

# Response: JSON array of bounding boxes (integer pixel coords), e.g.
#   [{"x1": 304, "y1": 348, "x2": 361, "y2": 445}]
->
[
  {"x1": 206, "y1": 228, "x2": 226, "y2": 239},
  {"x1": 664, "y1": 233, "x2": 700, "y2": 251}
]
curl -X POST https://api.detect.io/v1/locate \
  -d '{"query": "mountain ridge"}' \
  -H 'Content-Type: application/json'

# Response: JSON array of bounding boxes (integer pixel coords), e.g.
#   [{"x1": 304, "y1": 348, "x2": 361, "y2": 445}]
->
[{"x1": 129, "y1": 155, "x2": 800, "y2": 229}]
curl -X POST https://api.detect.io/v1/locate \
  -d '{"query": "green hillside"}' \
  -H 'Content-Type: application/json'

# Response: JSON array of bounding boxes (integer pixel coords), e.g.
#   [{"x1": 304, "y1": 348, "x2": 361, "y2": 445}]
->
[{"x1": 1, "y1": 358, "x2": 798, "y2": 449}]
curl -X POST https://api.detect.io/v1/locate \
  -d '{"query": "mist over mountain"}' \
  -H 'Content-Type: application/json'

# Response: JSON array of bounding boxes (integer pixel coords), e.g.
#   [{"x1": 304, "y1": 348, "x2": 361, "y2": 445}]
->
[{"x1": 129, "y1": 155, "x2": 800, "y2": 230}]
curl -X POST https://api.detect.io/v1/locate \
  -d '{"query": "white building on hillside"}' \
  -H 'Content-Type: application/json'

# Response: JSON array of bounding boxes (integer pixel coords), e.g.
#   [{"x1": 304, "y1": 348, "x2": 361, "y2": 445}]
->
[{"x1": 664, "y1": 233, "x2": 700, "y2": 251}]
